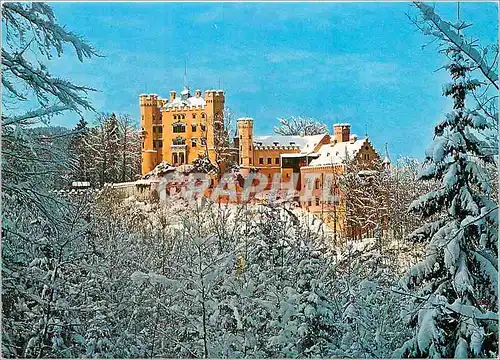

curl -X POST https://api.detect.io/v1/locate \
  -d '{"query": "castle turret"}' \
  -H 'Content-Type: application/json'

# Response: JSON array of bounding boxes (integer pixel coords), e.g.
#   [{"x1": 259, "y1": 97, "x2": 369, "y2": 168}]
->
[
  {"x1": 140, "y1": 94, "x2": 162, "y2": 175},
  {"x1": 204, "y1": 90, "x2": 225, "y2": 162},
  {"x1": 237, "y1": 117, "x2": 254, "y2": 167}
]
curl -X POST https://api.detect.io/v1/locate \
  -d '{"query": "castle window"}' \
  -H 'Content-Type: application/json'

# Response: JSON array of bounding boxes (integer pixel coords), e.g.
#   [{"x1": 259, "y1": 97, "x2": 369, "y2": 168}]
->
[
  {"x1": 173, "y1": 114, "x2": 177, "y2": 120},
  {"x1": 240, "y1": 135, "x2": 242, "y2": 140},
  {"x1": 192, "y1": 113, "x2": 196, "y2": 119},
  {"x1": 201, "y1": 124, "x2": 206, "y2": 131},
  {"x1": 192, "y1": 124, "x2": 197, "y2": 131},
  {"x1": 308, "y1": 200, "x2": 312, "y2": 207},
  {"x1": 173, "y1": 123, "x2": 186, "y2": 133},
  {"x1": 259, "y1": 158, "x2": 264, "y2": 165},
  {"x1": 240, "y1": 145, "x2": 242, "y2": 151},
  {"x1": 142, "y1": 142, "x2": 144, "y2": 149},
  {"x1": 275, "y1": 157, "x2": 279, "y2": 165},
  {"x1": 181, "y1": 114, "x2": 185, "y2": 120},
  {"x1": 141, "y1": 115, "x2": 144, "y2": 121},
  {"x1": 173, "y1": 137, "x2": 185, "y2": 145},
  {"x1": 249, "y1": 146, "x2": 252, "y2": 151},
  {"x1": 201, "y1": 138, "x2": 206, "y2": 146},
  {"x1": 315, "y1": 198, "x2": 320, "y2": 206},
  {"x1": 267, "y1": 158, "x2": 271, "y2": 165},
  {"x1": 153, "y1": 140, "x2": 163, "y2": 149},
  {"x1": 240, "y1": 157, "x2": 243, "y2": 164},
  {"x1": 192, "y1": 138, "x2": 197, "y2": 147},
  {"x1": 201, "y1": 113, "x2": 206, "y2": 119}
]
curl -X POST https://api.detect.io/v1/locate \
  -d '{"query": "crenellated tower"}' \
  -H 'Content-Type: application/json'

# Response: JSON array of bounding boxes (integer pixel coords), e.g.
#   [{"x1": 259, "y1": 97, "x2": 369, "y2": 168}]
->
[
  {"x1": 140, "y1": 94, "x2": 164, "y2": 175},
  {"x1": 204, "y1": 90, "x2": 225, "y2": 162}
]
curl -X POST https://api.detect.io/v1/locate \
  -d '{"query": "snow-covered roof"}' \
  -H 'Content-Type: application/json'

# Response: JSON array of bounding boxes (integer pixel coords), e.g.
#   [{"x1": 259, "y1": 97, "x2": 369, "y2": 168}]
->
[
  {"x1": 165, "y1": 86, "x2": 206, "y2": 108},
  {"x1": 253, "y1": 134, "x2": 326, "y2": 153},
  {"x1": 281, "y1": 152, "x2": 320, "y2": 158},
  {"x1": 308, "y1": 138, "x2": 367, "y2": 167}
]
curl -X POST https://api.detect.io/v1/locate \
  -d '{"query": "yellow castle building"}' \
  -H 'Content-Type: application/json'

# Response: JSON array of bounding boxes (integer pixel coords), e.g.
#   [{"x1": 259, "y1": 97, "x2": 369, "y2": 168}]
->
[
  {"x1": 140, "y1": 87, "x2": 225, "y2": 175},
  {"x1": 140, "y1": 88, "x2": 385, "y2": 234}
]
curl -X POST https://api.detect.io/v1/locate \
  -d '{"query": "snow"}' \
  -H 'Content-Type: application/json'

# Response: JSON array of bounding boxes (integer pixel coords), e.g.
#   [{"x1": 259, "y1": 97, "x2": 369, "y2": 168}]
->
[
  {"x1": 253, "y1": 134, "x2": 326, "y2": 153},
  {"x1": 307, "y1": 138, "x2": 367, "y2": 166}
]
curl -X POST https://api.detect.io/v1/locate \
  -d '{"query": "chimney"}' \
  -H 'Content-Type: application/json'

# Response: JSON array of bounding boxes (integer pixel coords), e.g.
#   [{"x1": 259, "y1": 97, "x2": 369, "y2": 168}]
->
[
  {"x1": 170, "y1": 91, "x2": 176, "y2": 101},
  {"x1": 333, "y1": 123, "x2": 351, "y2": 143}
]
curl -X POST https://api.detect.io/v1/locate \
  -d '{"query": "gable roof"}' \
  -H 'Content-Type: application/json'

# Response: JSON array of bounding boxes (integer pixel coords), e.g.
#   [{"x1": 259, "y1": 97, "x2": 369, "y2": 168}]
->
[{"x1": 307, "y1": 138, "x2": 369, "y2": 167}]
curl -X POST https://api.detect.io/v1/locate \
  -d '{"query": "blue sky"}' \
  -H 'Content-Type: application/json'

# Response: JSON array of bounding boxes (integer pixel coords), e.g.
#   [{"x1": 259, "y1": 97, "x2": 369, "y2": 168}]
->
[{"x1": 48, "y1": 1, "x2": 498, "y2": 160}]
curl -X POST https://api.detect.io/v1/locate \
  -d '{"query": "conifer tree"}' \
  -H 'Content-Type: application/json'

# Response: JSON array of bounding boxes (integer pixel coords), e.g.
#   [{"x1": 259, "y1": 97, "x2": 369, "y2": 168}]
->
[
  {"x1": 70, "y1": 118, "x2": 90, "y2": 181},
  {"x1": 396, "y1": 44, "x2": 498, "y2": 358}
]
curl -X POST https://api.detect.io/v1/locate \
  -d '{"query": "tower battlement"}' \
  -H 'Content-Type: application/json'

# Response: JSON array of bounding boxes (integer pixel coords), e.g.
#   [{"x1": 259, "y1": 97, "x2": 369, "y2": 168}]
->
[{"x1": 139, "y1": 93, "x2": 165, "y2": 107}]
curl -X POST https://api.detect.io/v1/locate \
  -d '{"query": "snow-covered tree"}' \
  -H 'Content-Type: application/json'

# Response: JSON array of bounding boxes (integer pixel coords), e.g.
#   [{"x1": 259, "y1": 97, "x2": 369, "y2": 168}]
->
[
  {"x1": 396, "y1": 44, "x2": 498, "y2": 358},
  {"x1": 2, "y1": 3, "x2": 100, "y2": 356},
  {"x1": 274, "y1": 116, "x2": 329, "y2": 136},
  {"x1": 70, "y1": 118, "x2": 90, "y2": 181},
  {"x1": 81, "y1": 113, "x2": 140, "y2": 186},
  {"x1": 409, "y1": 2, "x2": 498, "y2": 163},
  {"x1": 339, "y1": 158, "x2": 390, "y2": 241}
]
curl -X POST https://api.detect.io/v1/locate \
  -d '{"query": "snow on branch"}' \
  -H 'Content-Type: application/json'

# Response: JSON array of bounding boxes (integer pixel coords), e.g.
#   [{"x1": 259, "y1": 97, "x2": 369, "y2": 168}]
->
[
  {"x1": 2, "y1": 2, "x2": 100, "y2": 62},
  {"x1": 414, "y1": 2, "x2": 498, "y2": 89},
  {"x1": 274, "y1": 116, "x2": 329, "y2": 136}
]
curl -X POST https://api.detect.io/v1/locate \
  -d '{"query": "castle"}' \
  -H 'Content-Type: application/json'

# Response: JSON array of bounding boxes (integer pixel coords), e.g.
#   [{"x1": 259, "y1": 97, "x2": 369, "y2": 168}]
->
[
  {"x1": 140, "y1": 87, "x2": 385, "y2": 234},
  {"x1": 139, "y1": 87, "x2": 226, "y2": 175}
]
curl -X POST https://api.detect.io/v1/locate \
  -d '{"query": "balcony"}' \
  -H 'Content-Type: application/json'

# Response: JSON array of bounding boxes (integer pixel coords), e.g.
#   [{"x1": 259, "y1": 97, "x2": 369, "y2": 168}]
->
[{"x1": 171, "y1": 144, "x2": 187, "y2": 149}]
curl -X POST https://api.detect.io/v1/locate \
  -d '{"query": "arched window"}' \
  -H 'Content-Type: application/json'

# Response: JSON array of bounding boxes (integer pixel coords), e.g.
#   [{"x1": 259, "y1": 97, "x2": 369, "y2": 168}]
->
[
  {"x1": 201, "y1": 113, "x2": 206, "y2": 119},
  {"x1": 173, "y1": 123, "x2": 186, "y2": 133},
  {"x1": 173, "y1": 137, "x2": 186, "y2": 145},
  {"x1": 173, "y1": 153, "x2": 178, "y2": 164}
]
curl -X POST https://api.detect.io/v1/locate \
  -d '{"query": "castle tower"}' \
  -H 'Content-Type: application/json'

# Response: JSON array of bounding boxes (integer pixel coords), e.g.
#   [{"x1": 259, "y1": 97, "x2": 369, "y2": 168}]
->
[
  {"x1": 140, "y1": 94, "x2": 162, "y2": 175},
  {"x1": 333, "y1": 123, "x2": 351, "y2": 143},
  {"x1": 204, "y1": 90, "x2": 225, "y2": 162},
  {"x1": 237, "y1": 117, "x2": 254, "y2": 167}
]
